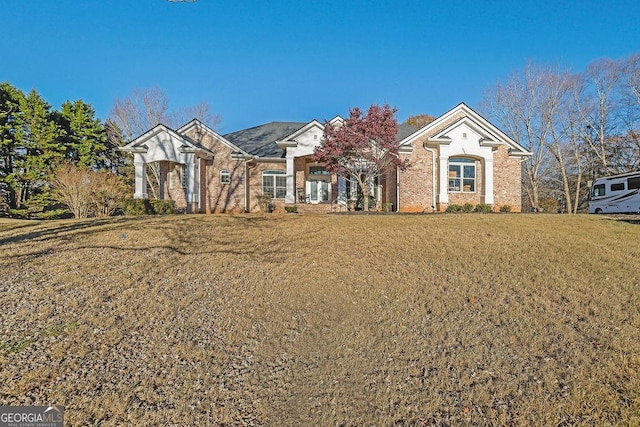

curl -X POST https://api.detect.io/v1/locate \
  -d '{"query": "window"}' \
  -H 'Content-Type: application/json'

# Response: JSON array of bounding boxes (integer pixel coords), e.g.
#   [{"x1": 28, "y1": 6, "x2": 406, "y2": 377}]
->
[
  {"x1": 592, "y1": 184, "x2": 605, "y2": 198},
  {"x1": 611, "y1": 182, "x2": 625, "y2": 191},
  {"x1": 169, "y1": 163, "x2": 186, "y2": 189},
  {"x1": 628, "y1": 176, "x2": 640, "y2": 190},
  {"x1": 262, "y1": 170, "x2": 286, "y2": 199},
  {"x1": 448, "y1": 157, "x2": 476, "y2": 192},
  {"x1": 309, "y1": 166, "x2": 329, "y2": 175},
  {"x1": 220, "y1": 170, "x2": 230, "y2": 184}
]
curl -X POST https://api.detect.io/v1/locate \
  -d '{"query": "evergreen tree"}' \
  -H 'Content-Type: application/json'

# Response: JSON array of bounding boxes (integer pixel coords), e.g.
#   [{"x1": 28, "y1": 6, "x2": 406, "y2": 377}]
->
[
  {"x1": 59, "y1": 99, "x2": 107, "y2": 168},
  {"x1": 14, "y1": 89, "x2": 64, "y2": 207},
  {"x1": 0, "y1": 82, "x2": 25, "y2": 209}
]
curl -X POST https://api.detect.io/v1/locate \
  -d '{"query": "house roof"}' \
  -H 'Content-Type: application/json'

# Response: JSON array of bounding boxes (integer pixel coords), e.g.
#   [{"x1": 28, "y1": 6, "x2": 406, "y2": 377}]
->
[
  {"x1": 223, "y1": 122, "x2": 306, "y2": 157},
  {"x1": 397, "y1": 123, "x2": 421, "y2": 141}
]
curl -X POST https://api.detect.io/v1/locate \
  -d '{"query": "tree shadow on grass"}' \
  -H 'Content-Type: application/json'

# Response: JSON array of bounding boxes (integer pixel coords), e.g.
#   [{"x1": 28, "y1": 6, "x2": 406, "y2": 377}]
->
[
  {"x1": 0, "y1": 214, "x2": 301, "y2": 263},
  {"x1": 0, "y1": 216, "x2": 153, "y2": 246}
]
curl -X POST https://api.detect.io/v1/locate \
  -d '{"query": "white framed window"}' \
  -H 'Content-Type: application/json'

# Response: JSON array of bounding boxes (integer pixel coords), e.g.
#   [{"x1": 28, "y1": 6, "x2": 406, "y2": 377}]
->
[
  {"x1": 448, "y1": 157, "x2": 476, "y2": 193},
  {"x1": 262, "y1": 170, "x2": 286, "y2": 199},
  {"x1": 220, "y1": 169, "x2": 230, "y2": 184}
]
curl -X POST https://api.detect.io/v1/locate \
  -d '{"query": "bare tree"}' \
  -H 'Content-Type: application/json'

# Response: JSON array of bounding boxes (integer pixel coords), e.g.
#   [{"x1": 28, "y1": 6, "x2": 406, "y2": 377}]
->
[
  {"x1": 481, "y1": 62, "x2": 556, "y2": 211},
  {"x1": 109, "y1": 87, "x2": 221, "y2": 199},
  {"x1": 581, "y1": 58, "x2": 623, "y2": 176}
]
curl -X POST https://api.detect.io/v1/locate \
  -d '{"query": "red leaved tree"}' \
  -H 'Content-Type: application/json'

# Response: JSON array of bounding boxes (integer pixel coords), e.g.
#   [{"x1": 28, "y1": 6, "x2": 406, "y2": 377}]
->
[{"x1": 314, "y1": 104, "x2": 409, "y2": 211}]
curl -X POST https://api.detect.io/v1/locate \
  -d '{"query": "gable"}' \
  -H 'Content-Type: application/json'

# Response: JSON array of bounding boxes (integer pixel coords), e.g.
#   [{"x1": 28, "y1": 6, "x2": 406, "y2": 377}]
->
[
  {"x1": 400, "y1": 103, "x2": 531, "y2": 156},
  {"x1": 178, "y1": 119, "x2": 249, "y2": 157},
  {"x1": 120, "y1": 124, "x2": 212, "y2": 163}
]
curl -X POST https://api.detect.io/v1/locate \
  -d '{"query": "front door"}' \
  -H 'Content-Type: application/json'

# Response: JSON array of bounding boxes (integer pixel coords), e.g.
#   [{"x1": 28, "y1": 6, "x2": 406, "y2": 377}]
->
[{"x1": 308, "y1": 179, "x2": 330, "y2": 203}]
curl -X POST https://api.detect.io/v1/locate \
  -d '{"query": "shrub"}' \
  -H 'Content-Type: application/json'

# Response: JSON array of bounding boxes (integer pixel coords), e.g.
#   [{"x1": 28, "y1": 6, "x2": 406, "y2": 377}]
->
[
  {"x1": 257, "y1": 194, "x2": 273, "y2": 213},
  {"x1": 462, "y1": 203, "x2": 475, "y2": 213},
  {"x1": 150, "y1": 199, "x2": 176, "y2": 215},
  {"x1": 500, "y1": 205, "x2": 512, "y2": 213},
  {"x1": 52, "y1": 164, "x2": 128, "y2": 218},
  {"x1": 445, "y1": 204, "x2": 462, "y2": 213},
  {"x1": 381, "y1": 202, "x2": 393, "y2": 213},
  {"x1": 122, "y1": 199, "x2": 176, "y2": 215},
  {"x1": 90, "y1": 170, "x2": 129, "y2": 217},
  {"x1": 123, "y1": 199, "x2": 152, "y2": 215},
  {"x1": 474, "y1": 203, "x2": 493, "y2": 213},
  {"x1": 285, "y1": 206, "x2": 298, "y2": 213}
]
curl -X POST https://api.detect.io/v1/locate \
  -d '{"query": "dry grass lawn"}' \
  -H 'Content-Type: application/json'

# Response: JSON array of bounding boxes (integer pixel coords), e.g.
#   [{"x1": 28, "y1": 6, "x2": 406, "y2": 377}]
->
[{"x1": 0, "y1": 213, "x2": 638, "y2": 426}]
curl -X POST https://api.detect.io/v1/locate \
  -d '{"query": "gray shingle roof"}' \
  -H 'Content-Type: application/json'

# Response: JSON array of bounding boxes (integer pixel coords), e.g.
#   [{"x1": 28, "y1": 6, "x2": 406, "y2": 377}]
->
[
  {"x1": 396, "y1": 123, "x2": 420, "y2": 141},
  {"x1": 222, "y1": 121, "x2": 421, "y2": 158},
  {"x1": 223, "y1": 122, "x2": 306, "y2": 157}
]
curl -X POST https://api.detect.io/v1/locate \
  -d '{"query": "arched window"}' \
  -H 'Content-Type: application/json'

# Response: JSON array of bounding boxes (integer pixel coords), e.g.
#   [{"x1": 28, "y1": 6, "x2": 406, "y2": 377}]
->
[
  {"x1": 262, "y1": 170, "x2": 286, "y2": 199},
  {"x1": 448, "y1": 157, "x2": 476, "y2": 193}
]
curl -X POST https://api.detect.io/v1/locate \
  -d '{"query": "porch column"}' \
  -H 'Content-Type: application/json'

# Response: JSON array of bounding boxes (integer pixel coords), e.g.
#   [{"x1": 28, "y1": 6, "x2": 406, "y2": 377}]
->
[
  {"x1": 186, "y1": 154, "x2": 198, "y2": 204},
  {"x1": 134, "y1": 160, "x2": 148, "y2": 199},
  {"x1": 437, "y1": 156, "x2": 449, "y2": 204},
  {"x1": 483, "y1": 157, "x2": 494, "y2": 205},
  {"x1": 285, "y1": 152, "x2": 295, "y2": 204}
]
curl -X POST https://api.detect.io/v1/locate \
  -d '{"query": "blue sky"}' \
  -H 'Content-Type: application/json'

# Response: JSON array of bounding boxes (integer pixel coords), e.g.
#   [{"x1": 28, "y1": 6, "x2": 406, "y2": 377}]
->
[{"x1": 2, "y1": 0, "x2": 639, "y2": 133}]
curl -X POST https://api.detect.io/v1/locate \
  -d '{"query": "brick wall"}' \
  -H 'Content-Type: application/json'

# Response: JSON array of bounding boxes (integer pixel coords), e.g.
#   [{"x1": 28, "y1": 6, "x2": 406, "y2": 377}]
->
[
  {"x1": 247, "y1": 161, "x2": 287, "y2": 213},
  {"x1": 398, "y1": 111, "x2": 523, "y2": 213},
  {"x1": 492, "y1": 146, "x2": 523, "y2": 212},
  {"x1": 398, "y1": 134, "x2": 436, "y2": 212},
  {"x1": 183, "y1": 128, "x2": 246, "y2": 213}
]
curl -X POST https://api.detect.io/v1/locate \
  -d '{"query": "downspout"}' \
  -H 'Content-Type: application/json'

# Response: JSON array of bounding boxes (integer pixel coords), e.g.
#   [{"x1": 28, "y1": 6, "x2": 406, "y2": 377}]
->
[
  {"x1": 244, "y1": 158, "x2": 252, "y2": 213},
  {"x1": 423, "y1": 143, "x2": 437, "y2": 212},
  {"x1": 396, "y1": 166, "x2": 400, "y2": 212}
]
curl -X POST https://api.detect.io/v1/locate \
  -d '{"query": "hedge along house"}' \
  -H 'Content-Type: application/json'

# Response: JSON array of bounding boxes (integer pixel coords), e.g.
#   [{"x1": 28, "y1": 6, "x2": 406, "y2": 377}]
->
[{"x1": 121, "y1": 103, "x2": 531, "y2": 213}]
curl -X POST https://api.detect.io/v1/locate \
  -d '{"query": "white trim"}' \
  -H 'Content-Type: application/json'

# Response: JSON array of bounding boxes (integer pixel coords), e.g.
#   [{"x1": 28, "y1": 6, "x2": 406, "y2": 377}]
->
[{"x1": 399, "y1": 103, "x2": 531, "y2": 156}]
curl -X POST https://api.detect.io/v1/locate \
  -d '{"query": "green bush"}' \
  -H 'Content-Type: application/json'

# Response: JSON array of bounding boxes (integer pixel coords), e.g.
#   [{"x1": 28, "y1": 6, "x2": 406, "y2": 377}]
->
[
  {"x1": 500, "y1": 205, "x2": 512, "y2": 213},
  {"x1": 123, "y1": 199, "x2": 150, "y2": 215},
  {"x1": 149, "y1": 199, "x2": 176, "y2": 215},
  {"x1": 462, "y1": 203, "x2": 475, "y2": 213},
  {"x1": 285, "y1": 205, "x2": 298, "y2": 213},
  {"x1": 123, "y1": 199, "x2": 176, "y2": 215},
  {"x1": 474, "y1": 203, "x2": 493, "y2": 213},
  {"x1": 445, "y1": 204, "x2": 462, "y2": 213}
]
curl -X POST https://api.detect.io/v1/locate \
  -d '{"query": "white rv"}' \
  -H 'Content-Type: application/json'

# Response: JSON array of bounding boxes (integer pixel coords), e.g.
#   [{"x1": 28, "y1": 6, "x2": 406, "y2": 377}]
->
[{"x1": 589, "y1": 171, "x2": 640, "y2": 214}]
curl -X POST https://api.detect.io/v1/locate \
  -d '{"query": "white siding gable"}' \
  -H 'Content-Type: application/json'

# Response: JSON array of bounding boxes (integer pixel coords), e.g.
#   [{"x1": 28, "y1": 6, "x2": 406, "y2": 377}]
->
[
  {"x1": 291, "y1": 125, "x2": 323, "y2": 157},
  {"x1": 441, "y1": 122, "x2": 490, "y2": 158},
  {"x1": 142, "y1": 134, "x2": 187, "y2": 164}
]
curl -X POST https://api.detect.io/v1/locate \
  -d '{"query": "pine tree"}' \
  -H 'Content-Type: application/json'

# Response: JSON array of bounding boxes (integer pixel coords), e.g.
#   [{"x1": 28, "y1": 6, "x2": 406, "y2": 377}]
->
[
  {"x1": 0, "y1": 82, "x2": 25, "y2": 209},
  {"x1": 59, "y1": 99, "x2": 107, "y2": 168},
  {"x1": 14, "y1": 89, "x2": 64, "y2": 207}
]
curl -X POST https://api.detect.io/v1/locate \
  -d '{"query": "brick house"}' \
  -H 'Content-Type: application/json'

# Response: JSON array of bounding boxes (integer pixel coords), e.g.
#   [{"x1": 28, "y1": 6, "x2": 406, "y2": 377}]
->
[{"x1": 120, "y1": 103, "x2": 531, "y2": 213}]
